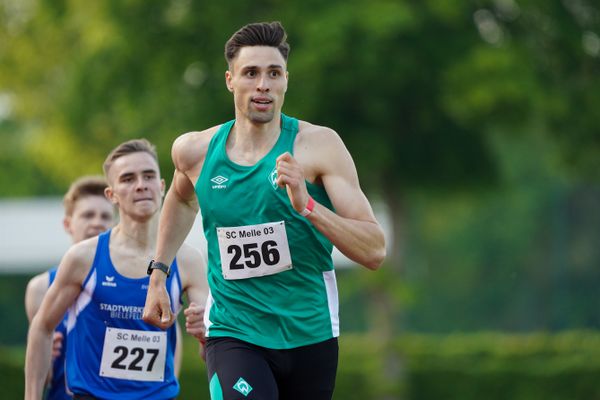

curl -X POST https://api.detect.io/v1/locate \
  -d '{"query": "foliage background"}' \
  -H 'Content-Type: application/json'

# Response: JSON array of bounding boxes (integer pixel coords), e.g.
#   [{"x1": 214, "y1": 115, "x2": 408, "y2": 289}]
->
[{"x1": 1, "y1": 0, "x2": 599, "y2": 398}]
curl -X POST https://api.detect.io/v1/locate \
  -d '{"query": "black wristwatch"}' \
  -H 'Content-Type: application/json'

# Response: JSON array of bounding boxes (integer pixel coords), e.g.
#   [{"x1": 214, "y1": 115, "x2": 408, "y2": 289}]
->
[{"x1": 147, "y1": 260, "x2": 171, "y2": 277}]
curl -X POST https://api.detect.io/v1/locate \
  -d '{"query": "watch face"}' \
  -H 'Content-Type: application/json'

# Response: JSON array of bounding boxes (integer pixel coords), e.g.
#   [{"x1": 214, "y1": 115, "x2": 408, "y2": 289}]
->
[{"x1": 147, "y1": 260, "x2": 155, "y2": 275}]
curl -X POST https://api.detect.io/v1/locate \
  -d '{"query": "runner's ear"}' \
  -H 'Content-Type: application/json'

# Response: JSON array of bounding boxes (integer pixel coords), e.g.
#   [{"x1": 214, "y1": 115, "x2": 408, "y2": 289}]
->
[
  {"x1": 225, "y1": 70, "x2": 234, "y2": 92},
  {"x1": 63, "y1": 216, "x2": 72, "y2": 235},
  {"x1": 104, "y1": 186, "x2": 118, "y2": 205}
]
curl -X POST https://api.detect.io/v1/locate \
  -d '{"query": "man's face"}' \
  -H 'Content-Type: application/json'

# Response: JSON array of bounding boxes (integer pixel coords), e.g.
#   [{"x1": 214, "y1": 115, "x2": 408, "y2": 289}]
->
[
  {"x1": 64, "y1": 195, "x2": 114, "y2": 243},
  {"x1": 105, "y1": 152, "x2": 165, "y2": 221},
  {"x1": 226, "y1": 46, "x2": 288, "y2": 124}
]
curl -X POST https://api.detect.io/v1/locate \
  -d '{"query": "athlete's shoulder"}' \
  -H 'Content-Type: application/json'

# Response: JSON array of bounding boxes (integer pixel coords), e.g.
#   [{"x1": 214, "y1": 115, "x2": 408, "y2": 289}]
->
[
  {"x1": 294, "y1": 120, "x2": 353, "y2": 180},
  {"x1": 25, "y1": 272, "x2": 50, "y2": 321},
  {"x1": 296, "y1": 120, "x2": 346, "y2": 153},
  {"x1": 297, "y1": 120, "x2": 341, "y2": 143},
  {"x1": 27, "y1": 270, "x2": 50, "y2": 291},
  {"x1": 63, "y1": 235, "x2": 100, "y2": 270},
  {"x1": 172, "y1": 125, "x2": 222, "y2": 172}
]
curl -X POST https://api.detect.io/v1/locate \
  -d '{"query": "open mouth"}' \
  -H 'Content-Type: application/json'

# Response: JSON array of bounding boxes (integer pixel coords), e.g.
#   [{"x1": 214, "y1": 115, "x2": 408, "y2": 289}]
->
[{"x1": 252, "y1": 97, "x2": 273, "y2": 105}]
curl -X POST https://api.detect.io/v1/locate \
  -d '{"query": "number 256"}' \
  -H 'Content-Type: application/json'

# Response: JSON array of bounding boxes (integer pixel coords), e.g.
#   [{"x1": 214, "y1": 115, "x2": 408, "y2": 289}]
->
[{"x1": 228, "y1": 240, "x2": 280, "y2": 269}]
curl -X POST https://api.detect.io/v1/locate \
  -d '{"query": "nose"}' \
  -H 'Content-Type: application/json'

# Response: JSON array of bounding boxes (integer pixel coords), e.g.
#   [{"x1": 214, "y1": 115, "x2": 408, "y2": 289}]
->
[
  {"x1": 135, "y1": 176, "x2": 148, "y2": 191},
  {"x1": 256, "y1": 73, "x2": 270, "y2": 92},
  {"x1": 92, "y1": 216, "x2": 110, "y2": 230}
]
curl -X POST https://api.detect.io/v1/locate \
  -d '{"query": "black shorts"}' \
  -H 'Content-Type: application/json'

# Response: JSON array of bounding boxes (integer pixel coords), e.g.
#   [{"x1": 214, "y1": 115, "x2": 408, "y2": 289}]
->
[{"x1": 205, "y1": 336, "x2": 338, "y2": 400}]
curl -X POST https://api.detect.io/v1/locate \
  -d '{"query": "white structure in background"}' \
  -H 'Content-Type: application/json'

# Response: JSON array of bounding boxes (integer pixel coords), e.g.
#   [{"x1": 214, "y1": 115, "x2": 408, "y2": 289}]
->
[{"x1": 0, "y1": 198, "x2": 390, "y2": 273}]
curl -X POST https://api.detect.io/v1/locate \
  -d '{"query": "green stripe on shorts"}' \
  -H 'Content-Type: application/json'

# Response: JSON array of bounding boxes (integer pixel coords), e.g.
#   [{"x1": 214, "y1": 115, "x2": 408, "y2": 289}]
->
[{"x1": 209, "y1": 373, "x2": 224, "y2": 400}]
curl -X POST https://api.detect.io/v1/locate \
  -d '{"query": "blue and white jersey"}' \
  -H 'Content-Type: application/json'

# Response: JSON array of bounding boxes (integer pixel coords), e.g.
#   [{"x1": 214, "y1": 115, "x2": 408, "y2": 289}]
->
[
  {"x1": 47, "y1": 267, "x2": 71, "y2": 400},
  {"x1": 65, "y1": 230, "x2": 182, "y2": 399}
]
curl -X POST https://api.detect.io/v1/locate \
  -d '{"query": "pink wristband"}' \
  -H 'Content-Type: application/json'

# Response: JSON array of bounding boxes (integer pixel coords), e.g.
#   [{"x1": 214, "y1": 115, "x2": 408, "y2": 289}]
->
[{"x1": 300, "y1": 196, "x2": 315, "y2": 217}]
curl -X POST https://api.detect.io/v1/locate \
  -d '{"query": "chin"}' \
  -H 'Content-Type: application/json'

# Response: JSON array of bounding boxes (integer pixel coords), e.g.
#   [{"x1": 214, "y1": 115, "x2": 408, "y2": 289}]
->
[
  {"x1": 136, "y1": 206, "x2": 158, "y2": 215},
  {"x1": 85, "y1": 231, "x2": 102, "y2": 239},
  {"x1": 248, "y1": 110, "x2": 275, "y2": 124},
  {"x1": 130, "y1": 212, "x2": 156, "y2": 222},
  {"x1": 130, "y1": 205, "x2": 158, "y2": 219}
]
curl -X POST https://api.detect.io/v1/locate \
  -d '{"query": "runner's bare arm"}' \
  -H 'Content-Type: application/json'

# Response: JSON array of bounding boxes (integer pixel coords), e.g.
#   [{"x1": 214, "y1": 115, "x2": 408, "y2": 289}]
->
[
  {"x1": 178, "y1": 243, "x2": 209, "y2": 343},
  {"x1": 25, "y1": 240, "x2": 95, "y2": 400},
  {"x1": 277, "y1": 125, "x2": 386, "y2": 270},
  {"x1": 174, "y1": 322, "x2": 183, "y2": 378},
  {"x1": 25, "y1": 272, "x2": 62, "y2": 387},
  {"x1": 24, "y1": 272, "x2": 49, "y2": 323},
  {"x1": 144, "y1": 130, "x2": 213, "y2": 330}
]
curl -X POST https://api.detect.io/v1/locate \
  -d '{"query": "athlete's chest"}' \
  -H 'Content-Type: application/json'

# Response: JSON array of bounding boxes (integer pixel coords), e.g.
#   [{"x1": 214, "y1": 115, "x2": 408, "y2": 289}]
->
[
  {"x1": 201, "y1": 170, "x2": 293, "y2": 230},
  {"x1": 91, "y1": 272, "x2": 149, "y2": 321},
  {"x1": 202, "y1": 159, "x2": 278, "y2": 194}
]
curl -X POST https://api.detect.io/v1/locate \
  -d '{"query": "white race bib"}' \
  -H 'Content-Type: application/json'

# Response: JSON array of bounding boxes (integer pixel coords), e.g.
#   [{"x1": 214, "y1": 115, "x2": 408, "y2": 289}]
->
[
  {"x1": 217, "y1": 221, "x2": 293, "y2": 280},
  {"x1": 99, "y1": 327, "x2": 167, "y2": 382}
]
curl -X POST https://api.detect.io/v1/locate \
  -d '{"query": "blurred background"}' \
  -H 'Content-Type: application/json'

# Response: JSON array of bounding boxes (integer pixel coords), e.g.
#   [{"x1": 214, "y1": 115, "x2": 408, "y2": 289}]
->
[{"x1": 1, "y1": 0, "x2": 599, "y2": 399}]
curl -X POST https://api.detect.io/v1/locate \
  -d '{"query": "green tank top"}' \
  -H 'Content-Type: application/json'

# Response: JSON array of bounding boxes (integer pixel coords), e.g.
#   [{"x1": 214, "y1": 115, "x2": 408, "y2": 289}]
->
[{"x1": 195, "y1": 114, "x2": 339, "y2": 349}]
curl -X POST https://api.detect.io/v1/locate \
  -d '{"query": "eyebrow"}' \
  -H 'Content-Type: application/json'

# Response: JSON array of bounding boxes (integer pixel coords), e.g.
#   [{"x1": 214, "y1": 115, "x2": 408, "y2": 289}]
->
[
  {"x1": 118, "y1": 169, "x2": 157, "y2": 180},
  {"x1": 242, "y1": 64, "x2": 285, "y2": 71}
]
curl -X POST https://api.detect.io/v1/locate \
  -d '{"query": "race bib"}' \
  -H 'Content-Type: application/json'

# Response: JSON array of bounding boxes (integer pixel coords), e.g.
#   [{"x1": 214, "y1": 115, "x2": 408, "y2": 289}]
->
[
  {"x1": 99, "y1": 327, "x2": 167, "y2": 382},
  {"x1": 217, "y1": 221, "x2": 293, "y2": 280}
]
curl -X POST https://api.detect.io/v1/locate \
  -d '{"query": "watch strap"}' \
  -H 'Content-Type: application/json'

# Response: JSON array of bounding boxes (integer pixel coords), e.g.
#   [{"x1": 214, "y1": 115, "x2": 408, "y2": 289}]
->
[{"x1": 147, "y1": 260, "x2": 170, "y2": 277}]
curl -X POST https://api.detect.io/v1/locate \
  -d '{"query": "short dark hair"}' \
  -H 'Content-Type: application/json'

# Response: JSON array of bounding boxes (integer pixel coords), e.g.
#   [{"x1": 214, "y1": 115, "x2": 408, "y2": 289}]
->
[
  {"x1": 63, "y1": 176, "x2": 108, "y2": 217},
  {"x1": 103, "y1": 139, "x2": 158, "y2": 177},
  {"x1": 225, "y1": 21, "x2": 290, "y2": 65}
]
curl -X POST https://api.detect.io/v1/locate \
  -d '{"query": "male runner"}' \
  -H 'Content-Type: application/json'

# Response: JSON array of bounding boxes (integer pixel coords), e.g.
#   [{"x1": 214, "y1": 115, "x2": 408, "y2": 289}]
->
[
  {"x1": 25, "y1": 176, "x2": 114, "y2": 399},
  {"x1": 26, "y1": 139, "x2": 208, "y2": 399},
  {"x1": 144, "y1": 22, "x2": 386, "y2": 400}
]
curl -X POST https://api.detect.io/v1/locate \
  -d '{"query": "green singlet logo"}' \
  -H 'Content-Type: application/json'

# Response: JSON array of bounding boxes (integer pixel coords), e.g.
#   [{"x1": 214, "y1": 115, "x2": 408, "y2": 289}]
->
[{"x1": 268, "y1": 167, "x2": 278, "y2": 190}]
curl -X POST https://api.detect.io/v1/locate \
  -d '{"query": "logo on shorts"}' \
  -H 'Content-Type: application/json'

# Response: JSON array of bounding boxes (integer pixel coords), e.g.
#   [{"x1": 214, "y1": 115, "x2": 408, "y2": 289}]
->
[
  {"x1": 101, "y1": 275, "x2": 117, "y2": 287},
  {"x1": 211, "y1": 175, "x2": 228, "y2": 189},
  {"x1": 268, "y1": 167, "x2": 278, "y2": 190},
  {"x1": 233, "y1": 377, "x2": 253, "y2": 397}
]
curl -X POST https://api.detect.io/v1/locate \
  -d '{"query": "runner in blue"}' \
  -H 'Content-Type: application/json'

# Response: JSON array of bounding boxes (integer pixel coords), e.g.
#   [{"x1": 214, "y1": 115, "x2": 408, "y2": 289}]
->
[
  {"x1": 25, "y1": 176, "x2": 114, "y2": 400},
  {"x1": 144, "y1": 22, "x2": 386, "y2": 400},
  {"x1": 25, "y1": 139, "x2": 208, "y2": 400}
]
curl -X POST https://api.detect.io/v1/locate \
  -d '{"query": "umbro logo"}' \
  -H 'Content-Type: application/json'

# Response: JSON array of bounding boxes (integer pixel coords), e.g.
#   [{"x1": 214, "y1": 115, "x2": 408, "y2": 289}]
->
[
  {"x1": 211, "y1": 175, "x2": 228, "y2": 185},
  {"x1": 102, "y1": 275, "x2": 117, "y2": 287},
  {"x1": 211, "y1": 175, "x2": 228, "y2": 189}
]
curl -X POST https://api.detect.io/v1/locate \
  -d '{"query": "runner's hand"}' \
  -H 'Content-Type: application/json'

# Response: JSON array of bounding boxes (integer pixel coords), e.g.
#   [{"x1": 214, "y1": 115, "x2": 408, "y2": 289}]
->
[
  {"x1": 143, "y1": 280, "x2": 174, "y2": 330},
  {"x1": 51, "y1": 331, "x2": 63, "y2": 359},
  {"x1": 276, "y1": 152, "x2": 310, "y2": 213},
  {"x1": 184, "y1": 302, "x2": 205, "y2": 341}
]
